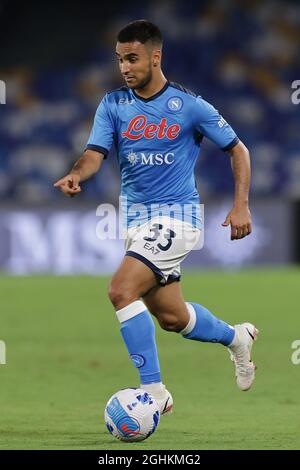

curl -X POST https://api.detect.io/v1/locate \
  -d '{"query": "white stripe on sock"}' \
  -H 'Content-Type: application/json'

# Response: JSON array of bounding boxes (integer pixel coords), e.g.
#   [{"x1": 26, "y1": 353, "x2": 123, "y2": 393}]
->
[
  {"x1": 116, "y1": 300, "x2": 146, "y2": 323},
  {"x1": 180, "y1": 302, "x2": 197, "y2": 336}
]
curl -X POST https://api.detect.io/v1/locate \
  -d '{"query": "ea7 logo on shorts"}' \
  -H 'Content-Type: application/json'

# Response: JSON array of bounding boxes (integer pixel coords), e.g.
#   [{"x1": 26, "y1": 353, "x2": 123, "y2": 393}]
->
[
  {"x1": 122, "y1": 115, "x2": 181, "y2": 140},
  {"x1": 127, "y1": 151, "x2": 175, "y2": 166}
]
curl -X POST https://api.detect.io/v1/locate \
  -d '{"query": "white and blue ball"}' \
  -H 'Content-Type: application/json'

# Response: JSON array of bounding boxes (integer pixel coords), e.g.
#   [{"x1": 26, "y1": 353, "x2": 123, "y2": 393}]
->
[{"x1": 104, "y1": 388, "x2": 160, "y2": 442}]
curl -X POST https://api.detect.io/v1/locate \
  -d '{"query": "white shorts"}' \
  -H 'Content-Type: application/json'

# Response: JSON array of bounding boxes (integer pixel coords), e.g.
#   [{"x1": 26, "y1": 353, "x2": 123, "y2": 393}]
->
[{"x1": 125, "y1": 216, "x2": 202, "y2": 285}]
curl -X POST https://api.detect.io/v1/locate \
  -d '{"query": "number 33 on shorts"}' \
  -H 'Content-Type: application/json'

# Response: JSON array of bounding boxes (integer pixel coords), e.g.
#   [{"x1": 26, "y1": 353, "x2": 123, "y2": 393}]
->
[{"x1": 125, "y1": 216, "x2": 202, "y2": 285}]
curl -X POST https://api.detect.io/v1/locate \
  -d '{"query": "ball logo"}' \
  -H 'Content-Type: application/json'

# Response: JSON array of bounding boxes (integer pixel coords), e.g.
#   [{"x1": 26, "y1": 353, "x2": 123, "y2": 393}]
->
[
  {"x1": 167, "y1": 96, "x2": 183, "y2": 112},
  {"x1": 118, "y1": 417, "x2": 141, "y2": 436},
  {"x1": 122, "y1": 115, "x2": 181, "y2": 140},
  {"x1": 136, "y1": 392, "x2": 153, "y2": 405}
]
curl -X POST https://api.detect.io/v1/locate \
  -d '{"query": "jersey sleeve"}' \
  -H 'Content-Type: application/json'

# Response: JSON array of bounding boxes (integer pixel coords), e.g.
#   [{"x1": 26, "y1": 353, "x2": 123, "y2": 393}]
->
[
  {"x1": 194, "y1": 96, "x2": 239, "y2": 151},
  {"x1": 85, "y1": 94, "x2": 115, "y2": 159}
]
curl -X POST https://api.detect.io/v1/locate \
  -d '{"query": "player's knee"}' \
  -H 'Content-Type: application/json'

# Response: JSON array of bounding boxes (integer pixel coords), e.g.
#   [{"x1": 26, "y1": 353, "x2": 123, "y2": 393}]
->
[
  {"x1": 108, "y1": 282, "x2": 139, "y2": 310},
  {"x1": 158, "y1": 313, "x2": 184, "y2": 333}
]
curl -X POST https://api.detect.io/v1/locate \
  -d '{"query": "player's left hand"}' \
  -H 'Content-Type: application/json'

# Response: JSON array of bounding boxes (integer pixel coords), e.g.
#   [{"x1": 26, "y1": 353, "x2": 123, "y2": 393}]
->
[{"x1": 221, "y1": 206, "x2": 252, "y2": 240}]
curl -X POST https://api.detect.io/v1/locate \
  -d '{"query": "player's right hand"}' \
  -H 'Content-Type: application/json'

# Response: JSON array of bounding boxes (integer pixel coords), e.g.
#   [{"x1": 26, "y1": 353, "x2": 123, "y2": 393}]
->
[{"x1": 53, "y1": 173, "x2": 82, "y2": 197}]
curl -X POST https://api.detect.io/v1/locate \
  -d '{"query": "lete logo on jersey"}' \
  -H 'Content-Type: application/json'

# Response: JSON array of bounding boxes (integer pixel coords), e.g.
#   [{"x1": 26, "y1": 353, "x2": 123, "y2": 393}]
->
[{"x1": 122, "y1": 115, "x2": 181, "y2": 141}]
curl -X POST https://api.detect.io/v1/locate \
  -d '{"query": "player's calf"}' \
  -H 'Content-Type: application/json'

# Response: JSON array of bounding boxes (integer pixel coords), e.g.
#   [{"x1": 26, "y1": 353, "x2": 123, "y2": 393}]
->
[{"x1": 156, "y1": 312, "x2": 187, "y2": 333}]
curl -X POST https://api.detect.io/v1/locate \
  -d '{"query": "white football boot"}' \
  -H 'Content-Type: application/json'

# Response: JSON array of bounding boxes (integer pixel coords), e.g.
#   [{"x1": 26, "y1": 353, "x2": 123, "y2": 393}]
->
[
  {"x1": 155, "y1": 387, "x2": 173, "y2": 416},
  {"x1": 140, "y1": 383, "x2": 173, "y2": 416},
  {"x1": 228, "y1": 323, "x2": 259, "y2": 391}
]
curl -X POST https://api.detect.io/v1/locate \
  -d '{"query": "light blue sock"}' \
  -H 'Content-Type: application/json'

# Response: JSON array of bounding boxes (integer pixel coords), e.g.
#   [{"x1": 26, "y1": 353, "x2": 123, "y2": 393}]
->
[
  {"x1": 181, "y1": 302, "x2": 235, "y2": 346},
  {"x1": 116, "y1": 301, "x2": 161, "y2": 384}
]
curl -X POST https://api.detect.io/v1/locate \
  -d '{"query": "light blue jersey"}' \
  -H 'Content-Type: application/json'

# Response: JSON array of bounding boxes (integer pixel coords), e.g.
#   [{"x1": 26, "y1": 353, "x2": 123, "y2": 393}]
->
[{"x1": 86, "y1": 81, "x2": 239, "y2": 228}]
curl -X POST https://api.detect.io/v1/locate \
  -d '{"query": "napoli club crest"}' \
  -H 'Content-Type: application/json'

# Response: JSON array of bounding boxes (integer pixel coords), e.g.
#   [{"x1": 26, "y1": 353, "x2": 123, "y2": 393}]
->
[{"x1": 167, "y1": 96, "x2": 183, "y2": 112}]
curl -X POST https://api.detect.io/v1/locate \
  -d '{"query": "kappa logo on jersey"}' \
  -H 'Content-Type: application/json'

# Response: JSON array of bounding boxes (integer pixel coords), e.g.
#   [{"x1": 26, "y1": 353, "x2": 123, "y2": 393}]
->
[
  {"x1": 122, "y1": 115, "x2": 181, "y2": 141},
  {"x1": 127, "y1": 151, "x2": 175, "y2": 166},
  {"x1": 167, "y1": 96, "x2": 183, "y2": 112}
]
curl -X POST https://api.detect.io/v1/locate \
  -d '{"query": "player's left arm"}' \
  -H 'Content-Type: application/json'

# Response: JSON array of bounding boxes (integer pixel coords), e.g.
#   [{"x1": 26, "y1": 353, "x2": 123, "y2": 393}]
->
[
  {"x1": 193, "y1": 96, "x2": 252, "y2": 240},
  {"x1": 222, "y1": 140, "x2": 252, "y2": 240}
]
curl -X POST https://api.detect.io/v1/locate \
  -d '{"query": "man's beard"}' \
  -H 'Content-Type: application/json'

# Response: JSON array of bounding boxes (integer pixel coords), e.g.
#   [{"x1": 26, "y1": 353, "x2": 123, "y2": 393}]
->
[{"x1": 133, "y1": 68, "x2": 152, "y2": 90}]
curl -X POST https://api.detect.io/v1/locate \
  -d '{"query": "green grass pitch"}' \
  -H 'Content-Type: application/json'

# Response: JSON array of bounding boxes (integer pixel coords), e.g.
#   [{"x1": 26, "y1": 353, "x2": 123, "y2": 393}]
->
[{"x1": 0, "y1": 269, "x2": 299, "y2": 450}]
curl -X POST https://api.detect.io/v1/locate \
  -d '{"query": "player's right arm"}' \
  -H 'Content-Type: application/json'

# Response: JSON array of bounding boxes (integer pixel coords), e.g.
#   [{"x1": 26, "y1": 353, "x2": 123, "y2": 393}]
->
[
  {"x1": 53, "y1": 150, "x2": 105, "y2": 197},
  {"x1": 54, "y1": 93, "x2": 115, "y2": 197}
]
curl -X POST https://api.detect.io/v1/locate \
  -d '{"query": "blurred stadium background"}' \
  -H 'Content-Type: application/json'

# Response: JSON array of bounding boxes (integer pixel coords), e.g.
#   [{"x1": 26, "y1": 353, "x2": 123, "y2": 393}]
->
[{"x1": 0, "y1": 0, "x2": 300, "y2": 450}]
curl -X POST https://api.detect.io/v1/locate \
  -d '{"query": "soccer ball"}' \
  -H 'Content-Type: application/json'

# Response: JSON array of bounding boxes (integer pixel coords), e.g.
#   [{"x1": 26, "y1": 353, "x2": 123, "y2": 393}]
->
[{"x1": 104, "y1": 388, "x2": 160, "y2": 442}]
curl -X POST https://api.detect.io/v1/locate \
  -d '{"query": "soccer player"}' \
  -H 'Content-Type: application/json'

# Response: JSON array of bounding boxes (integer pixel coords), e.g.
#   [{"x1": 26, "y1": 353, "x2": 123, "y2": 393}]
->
[{"x1": 54, "y1": 20, "x2": 258, "y2": 415}]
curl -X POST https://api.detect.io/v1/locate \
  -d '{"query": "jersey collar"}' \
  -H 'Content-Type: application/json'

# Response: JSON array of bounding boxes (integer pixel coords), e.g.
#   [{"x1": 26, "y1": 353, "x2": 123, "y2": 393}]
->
[{"x1": 132, "y1": 80, "x2": 169, "y2": 102}]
